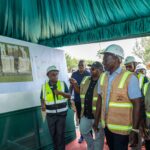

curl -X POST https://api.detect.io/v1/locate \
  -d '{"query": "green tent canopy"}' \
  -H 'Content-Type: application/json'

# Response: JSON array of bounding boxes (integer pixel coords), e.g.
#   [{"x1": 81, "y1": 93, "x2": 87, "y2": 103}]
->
[
  {"x1": 0, "y1": 0, "x2": 150, "y2": 47},
  {"x1": 0, "y1": 1, "x2": 150, "y2": 150}
]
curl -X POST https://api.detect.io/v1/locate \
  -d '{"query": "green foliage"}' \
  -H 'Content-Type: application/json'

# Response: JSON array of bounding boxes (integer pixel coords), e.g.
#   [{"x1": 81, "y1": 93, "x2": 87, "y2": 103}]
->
[
  {"x1": 0, "y1": 74, "x2": 33, "y2": 82},
  {"x1": 65, "y1": 54, "x2": 78, "y2": 72},
  {"x1": 96, "y1": 49, "x2": 104, "y2": 60},
  {"x1": 141, "y1": 37, "x2": 150, "y2": 63},
  {"x1": 65, "y1": 53, "x2": 94, "y2": 72},
  {"x1": 133, "y1": 37, "x2": 150, "y2": 64}
]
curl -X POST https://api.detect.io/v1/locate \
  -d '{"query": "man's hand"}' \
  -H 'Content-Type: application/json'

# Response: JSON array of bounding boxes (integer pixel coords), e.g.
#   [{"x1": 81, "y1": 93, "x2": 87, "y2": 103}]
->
[
  {"x1": 41, "y1": 102, "x2": 46, "y2": 111},
  {"x1": 42, "y1": 107, "x2": 46, "y2": 111},
  {"x1": 129, "y1": 131, "x2": 138, "y2": 147},
  {"x1": 141, "y1": 121, "x2": 150, "y2": 140},
  {"x1": 130, "y1": 98, "x2": 141, "y2": 147},
  {"x1": 93, "y1": 122, "x2": 99, "y2": 132},
  {"x1": 70, "y1": 100, "x2": 76, "y2": 112},
  {"x1": 54, "y1": 89, "x2": 62, "y2": 96},
  {"x1": 69, "y1": 78, "x2": 80, "y2": 94},
  {"x1": 69, "y1": 78, "x2": 77, "y2": 85},
  {"x1": 54, "y1": 89, "x2": 71, "y2": 99}
]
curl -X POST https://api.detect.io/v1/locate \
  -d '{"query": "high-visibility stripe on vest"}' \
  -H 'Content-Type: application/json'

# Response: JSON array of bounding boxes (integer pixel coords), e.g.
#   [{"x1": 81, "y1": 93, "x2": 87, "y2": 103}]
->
[
  {"x1": 100, "y1": 70, "x2": 133, "y2": 135},
  {"x1": 146, "y1": 112, "x2": 150, "y2": 119},
  {"x1": 143, "y1": 82, "x2": 150, "y2": 122},
  {"x1": 143, "y1": 82, "x2": 149, "y2": 97},
  {"x1": 138, "y1": 73, "x2": 145, "y2": 89},
  {"x1": 80, "y1": 76, "x2": 98, "y2": 117},
  {"x1": 42, "y1": 80, "x2": 67, "y2": 113},
  {"x1": 109, "y1": 102, "x2": 133, "y2": 108},
  {"x1": 107, "y1": 124, "x2": 132, "y2": 131}
]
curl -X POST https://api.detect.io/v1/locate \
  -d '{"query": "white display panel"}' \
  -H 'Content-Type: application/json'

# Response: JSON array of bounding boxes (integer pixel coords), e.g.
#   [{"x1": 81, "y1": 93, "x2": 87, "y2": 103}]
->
[{"x1": 0, "y1": 36, "x2": 69, "y2": 113}]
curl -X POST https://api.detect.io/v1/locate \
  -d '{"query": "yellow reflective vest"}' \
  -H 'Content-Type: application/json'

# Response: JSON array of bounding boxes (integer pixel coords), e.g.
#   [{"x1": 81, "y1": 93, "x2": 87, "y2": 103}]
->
[
  {"x1": 42, "y1": 80, "x2": 67, "y2": 113},
  {"x1": 143, "y1": 82, "x2": 150, "y2": 126},
  {"x1": 100, "y1": 70, "x2": 133, "y2": 135},
  {"x1": 137, "y1": 73, "x2": 145, "y2": 90}
]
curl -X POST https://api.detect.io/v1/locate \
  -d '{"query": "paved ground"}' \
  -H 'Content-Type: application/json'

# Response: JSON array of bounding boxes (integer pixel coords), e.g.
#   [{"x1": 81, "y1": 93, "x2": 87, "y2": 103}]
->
[
  {"x1": 66, "y1": 129, "x2": 146, "y2": 150},
  {"x1": 66, "y1": 129, "x2": 109, "y2": 150},
  {"x1": 66, "y1": 115, "x2": 146, "y2": 150}
]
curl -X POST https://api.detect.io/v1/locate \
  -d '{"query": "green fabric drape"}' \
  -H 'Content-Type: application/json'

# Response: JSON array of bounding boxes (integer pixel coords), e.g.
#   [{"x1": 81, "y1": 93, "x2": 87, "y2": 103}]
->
[
  {"x1": 0, "y1": 0, "x2": 150, "y2": 47},
  {"x1": 0, "y1": 107, "x2": 76, "y2": 150}
]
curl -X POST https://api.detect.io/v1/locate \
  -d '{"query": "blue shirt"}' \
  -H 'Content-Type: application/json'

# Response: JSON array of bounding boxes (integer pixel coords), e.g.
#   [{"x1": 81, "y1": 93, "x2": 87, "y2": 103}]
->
[
  {"x1": 71, "y1": 70, "x2": 90, "y2": 102},
  {"x1": 97, "y1": 67, "x2": 142, "y2": 112}
]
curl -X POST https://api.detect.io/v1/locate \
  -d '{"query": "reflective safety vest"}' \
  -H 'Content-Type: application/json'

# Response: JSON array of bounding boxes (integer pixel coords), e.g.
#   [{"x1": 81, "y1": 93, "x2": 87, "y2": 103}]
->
[
  {"x1": 137, "y1": 73, "x2": 145, "y2": 89},
  {"x1": 80, "y1": 76, "x2": 98, "y2": 117},
  {"x1": 100, "y1": 70, "x2": 133, "y2": 135},
  {"x1": 42, "y1": 80, "x2": 68, "y2": 113},
  {"x1": 143, "y1": 82, "x2": 150, "y2": 126}
]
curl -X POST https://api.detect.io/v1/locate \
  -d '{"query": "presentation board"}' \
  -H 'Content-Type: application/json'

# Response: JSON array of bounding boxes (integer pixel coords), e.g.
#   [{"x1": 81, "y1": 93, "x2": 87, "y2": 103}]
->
[{"x1": 0, "y1": 36, "x2": 69, "y2": 113}]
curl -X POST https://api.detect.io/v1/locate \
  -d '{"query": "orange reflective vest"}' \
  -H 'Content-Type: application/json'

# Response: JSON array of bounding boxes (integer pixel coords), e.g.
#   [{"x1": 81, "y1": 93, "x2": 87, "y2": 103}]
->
[
  {"x1": 80, "y1": 76, "x2": 98, "y2": 117},
  {"x1": 100, "y1": 70, "x2": 133, "y2": 135}
]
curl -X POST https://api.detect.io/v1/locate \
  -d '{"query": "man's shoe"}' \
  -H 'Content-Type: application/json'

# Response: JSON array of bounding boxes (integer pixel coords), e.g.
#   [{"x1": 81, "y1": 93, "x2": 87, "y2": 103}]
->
[{"x1": 78, "y1": 136, "x2": 84, "y2": 143}]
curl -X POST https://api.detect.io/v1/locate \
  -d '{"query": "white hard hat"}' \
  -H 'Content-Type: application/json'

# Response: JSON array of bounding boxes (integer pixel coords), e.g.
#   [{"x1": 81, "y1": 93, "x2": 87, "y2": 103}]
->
[
  {"x1": 124, "y1": 56, "x2": 136, "y2": 65},
  {"x1": 101, "y1": 44, "x2": 124, "y2": 59},
  {"x1": 135, "y1": 64, "x2": 146, "y2": 71},
  {"x1": 47, "y1": 65, "x2": 59, "y2": 75}
]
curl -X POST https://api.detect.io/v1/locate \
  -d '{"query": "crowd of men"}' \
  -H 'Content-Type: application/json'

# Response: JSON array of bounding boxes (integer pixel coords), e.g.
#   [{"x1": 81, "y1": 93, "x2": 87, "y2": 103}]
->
[{"x1": 41, "y1": 44, "x2": 150, "y2": 150}]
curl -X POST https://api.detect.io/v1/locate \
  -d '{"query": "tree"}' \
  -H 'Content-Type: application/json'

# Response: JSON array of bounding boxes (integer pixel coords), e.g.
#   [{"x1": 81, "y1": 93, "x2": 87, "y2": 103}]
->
[
  {"x1": 65, "y1": 53, "x2": 95, "y2": 72},
  {"x1": 96, "y1": 48, "x2": 104, "y2": 61},
  {"x1": 65, "y1": 53, "x2": 78, "y2": 72},
  {"x1": 141, "y1": 37, "x2": 150, "y2": 64},
  {"x1": 133, "y1": 37, "x2": 150, "y2": 64},
  {"x1": 86, "y1": 60, "x2": 94, "y2": 66}
]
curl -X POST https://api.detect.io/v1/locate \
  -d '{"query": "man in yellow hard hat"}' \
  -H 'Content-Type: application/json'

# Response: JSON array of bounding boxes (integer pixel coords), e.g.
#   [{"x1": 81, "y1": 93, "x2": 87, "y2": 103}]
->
[
  {"x1": 94, "y1": 44, "x2": 142, "y2": 150},
  {"x1": 40, "y1": 65, "x2": 70, "y2": 150}
]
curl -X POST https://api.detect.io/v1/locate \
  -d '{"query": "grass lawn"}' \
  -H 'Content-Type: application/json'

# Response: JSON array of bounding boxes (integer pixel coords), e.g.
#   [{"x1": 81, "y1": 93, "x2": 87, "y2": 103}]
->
[{"x1": 0, "y1": 74, "x2": 33, "y2": 82}]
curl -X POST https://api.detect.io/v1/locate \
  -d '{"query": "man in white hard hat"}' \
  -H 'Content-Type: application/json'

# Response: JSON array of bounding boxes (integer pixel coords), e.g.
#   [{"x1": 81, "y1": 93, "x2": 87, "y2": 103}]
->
[
  {"x1": 124, "y1": 56, "x2": 138, "y2": 72},
  {"x1": 135, "y1": 64, "x2": 149, "y2": 90},
  {"x1": 40, "y1": 65, "x2": 70, "y2": 150},
  {"x1": 136, "y1": 64, "x2": 147, "y2": 76},
  {"x1": 135, "y1": 64, "x2": 150, "y2": 150},
  {"x1": 93, "y1": 44, "x2": 142, "y2": 150},
  {"x1": 124, "y1": 58, "x2": 148, "y2": 150},
  {"x1": 143, "y1": 81, "x2": 150, "y2": 150}
]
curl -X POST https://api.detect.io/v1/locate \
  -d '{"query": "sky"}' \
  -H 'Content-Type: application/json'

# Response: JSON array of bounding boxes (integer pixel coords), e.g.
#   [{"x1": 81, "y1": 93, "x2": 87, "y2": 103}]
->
[{"x1": 61, "y1": 37, "x2": 141, "y2": 61}]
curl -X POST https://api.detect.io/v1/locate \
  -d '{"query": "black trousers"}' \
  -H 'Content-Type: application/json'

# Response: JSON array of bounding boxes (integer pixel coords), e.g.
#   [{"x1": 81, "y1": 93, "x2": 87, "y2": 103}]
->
[
  {"x1": 105, "y1": 127, "x2": 129, "y2": 150},
  {"x1": 145, "y1": 140, "x2": 150, "y2": 150},
  {"x1": 75, "y1": 101, "x2": 81, "y2": 120},
  {"x1": 46, "y1": 114, "x2": 66, "y2": 150}
]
